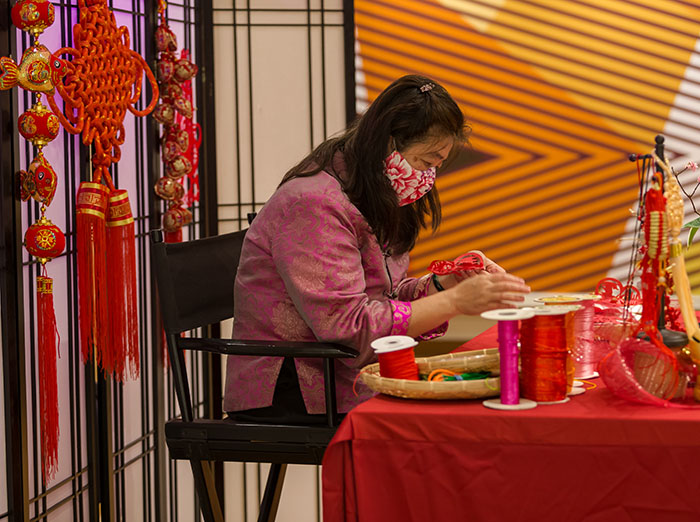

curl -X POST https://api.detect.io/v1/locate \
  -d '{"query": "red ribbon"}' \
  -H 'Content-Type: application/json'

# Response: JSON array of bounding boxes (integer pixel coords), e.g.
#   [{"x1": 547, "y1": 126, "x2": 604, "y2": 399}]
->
[{"x1": 428, "y1": 252, "x2": 485, "y2": 275}]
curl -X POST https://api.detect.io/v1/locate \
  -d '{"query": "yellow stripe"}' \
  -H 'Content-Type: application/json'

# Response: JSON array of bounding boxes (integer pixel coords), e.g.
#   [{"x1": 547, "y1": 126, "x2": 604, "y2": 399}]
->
[
  {"x1": 77, "y1": 208, "x2": 106, "y2": 219},
  {"x1": 109, "y1": 191, "x2": 130, "y2": 203},
  {"x1": 106, "y1": 217, "x2": 134, "y2": 227}
]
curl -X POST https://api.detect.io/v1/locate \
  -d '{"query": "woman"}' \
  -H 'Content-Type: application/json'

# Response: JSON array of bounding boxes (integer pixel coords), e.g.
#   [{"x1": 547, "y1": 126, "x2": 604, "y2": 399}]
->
[{"x1": 224, "y1": 75, "x2": 530, "y2": 421}]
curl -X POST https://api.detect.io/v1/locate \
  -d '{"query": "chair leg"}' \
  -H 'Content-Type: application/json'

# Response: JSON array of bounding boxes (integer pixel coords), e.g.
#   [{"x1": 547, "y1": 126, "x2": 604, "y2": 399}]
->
[
  {"x1": 190, "y1": 460, "x2": 224, "y2": 522},
  {"x1": 257, "y1": 463, "x2": 287, "y2": 522}
]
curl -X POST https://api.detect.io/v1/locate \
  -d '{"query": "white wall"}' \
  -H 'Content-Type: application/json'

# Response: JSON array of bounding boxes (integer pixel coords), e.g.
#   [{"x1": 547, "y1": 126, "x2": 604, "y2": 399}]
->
[{"x1": 212, "y1": 1, "x2": 347, "y2": 520}]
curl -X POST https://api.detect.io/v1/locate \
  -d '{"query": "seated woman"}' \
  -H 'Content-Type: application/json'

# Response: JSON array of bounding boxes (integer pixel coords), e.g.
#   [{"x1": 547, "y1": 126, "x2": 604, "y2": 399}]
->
[{"x1": 224, "y1": 74, "x2": 530, "y2": 422}]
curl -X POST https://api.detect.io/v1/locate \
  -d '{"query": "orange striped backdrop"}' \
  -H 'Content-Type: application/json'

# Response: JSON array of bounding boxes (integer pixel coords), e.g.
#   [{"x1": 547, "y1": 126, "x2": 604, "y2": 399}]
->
[{"x1": 355, "y1": 0, "x2": 700, "y2": 292}]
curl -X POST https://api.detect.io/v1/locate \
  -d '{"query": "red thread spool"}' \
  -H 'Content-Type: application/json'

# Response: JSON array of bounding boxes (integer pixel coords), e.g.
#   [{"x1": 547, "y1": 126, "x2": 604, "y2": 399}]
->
[
  {"x1": 371, "y1": 336, "x2": 419, "y2": 380},
  {"x1": 520, "y1": 308, "x2": 570, "y2": 403}
]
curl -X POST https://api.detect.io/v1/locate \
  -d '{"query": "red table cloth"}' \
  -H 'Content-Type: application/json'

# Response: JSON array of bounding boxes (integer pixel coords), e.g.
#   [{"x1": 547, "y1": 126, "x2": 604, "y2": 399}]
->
[{"x1": 322, "y1": 327, "x2": 700, "y2": 522}]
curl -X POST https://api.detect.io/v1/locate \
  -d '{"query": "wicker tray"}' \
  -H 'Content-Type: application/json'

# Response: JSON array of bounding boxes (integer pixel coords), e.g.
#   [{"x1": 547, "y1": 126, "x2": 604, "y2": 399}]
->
[{"x1": 361, "y1": 348, "x2": 502, "y2": 400}]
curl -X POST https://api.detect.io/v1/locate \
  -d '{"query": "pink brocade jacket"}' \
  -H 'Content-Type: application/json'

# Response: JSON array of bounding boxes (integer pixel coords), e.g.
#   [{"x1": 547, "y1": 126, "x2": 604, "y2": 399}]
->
[{"x1": 223, "y1": 167, "x2": 447, "y2": 415}]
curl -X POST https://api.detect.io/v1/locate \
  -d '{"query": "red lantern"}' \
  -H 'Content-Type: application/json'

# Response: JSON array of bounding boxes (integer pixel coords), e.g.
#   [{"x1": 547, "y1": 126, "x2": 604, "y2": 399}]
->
[
  {"x1": 19, "y1": 152, "x2": 58, "y2": 206},
  {"x1": 18, "y1": 100, "x2": 60, "y2": 148},
  {"x1": 11, "y1": 0, "x2": 55, "y2": 38},
  {"x1": 24, "y1": 215, "x2": 65, "y2": 263}
]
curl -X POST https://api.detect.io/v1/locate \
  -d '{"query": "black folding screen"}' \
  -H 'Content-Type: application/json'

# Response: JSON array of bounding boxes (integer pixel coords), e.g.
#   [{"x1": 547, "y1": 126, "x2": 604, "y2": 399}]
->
[
  {"x1": 0, "y1": 1, "x2": 354, "y2": 521},
  {"x1": 0, "y1": 1, "x2": 210, "y2": 521}
]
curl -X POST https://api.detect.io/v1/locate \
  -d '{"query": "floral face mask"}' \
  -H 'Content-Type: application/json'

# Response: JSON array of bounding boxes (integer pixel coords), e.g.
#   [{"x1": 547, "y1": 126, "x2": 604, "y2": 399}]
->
[{"x1": 383, "y1": 150, "x2": 437, "y2": 206}]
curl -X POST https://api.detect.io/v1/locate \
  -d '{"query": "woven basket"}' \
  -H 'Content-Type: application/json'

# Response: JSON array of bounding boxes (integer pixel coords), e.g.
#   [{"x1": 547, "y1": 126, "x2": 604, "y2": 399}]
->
[{"x1": 361, "y1": 348, "x2": 501, "y2": 400}]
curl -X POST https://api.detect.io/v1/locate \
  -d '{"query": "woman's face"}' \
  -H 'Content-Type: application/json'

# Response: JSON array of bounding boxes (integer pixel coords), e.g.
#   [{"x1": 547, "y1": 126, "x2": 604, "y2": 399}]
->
[{"x1": 399, "y1": 135, "x2": 454, "y2": 171}]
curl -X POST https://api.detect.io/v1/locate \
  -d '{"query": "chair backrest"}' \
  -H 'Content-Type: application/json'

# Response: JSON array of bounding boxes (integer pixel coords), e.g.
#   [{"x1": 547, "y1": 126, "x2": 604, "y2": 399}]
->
[{"x1": 150, "y1": 229, "x2": 247, "y2": 335}]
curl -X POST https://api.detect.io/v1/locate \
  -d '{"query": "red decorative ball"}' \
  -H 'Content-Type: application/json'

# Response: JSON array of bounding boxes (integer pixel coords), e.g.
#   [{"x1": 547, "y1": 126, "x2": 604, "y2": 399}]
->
[
  {"x1": 24, "y1": 215, "x2": 65, "y2": 263},
  {"x1": 153, "y1": 103, "x2": 175, "y2": 126},
  {"x1": 154, "y1": 177, "x2": 185, "y2": 201},
  {"x1": 11, "y1": 0, "x2": 55, "y2": 38},
  {"x1": 156, "y1": 25, "x2": 177, "y2": 53},
  {"x1": 19, "y1": 152, "x2": 58, "y2": 206},
  {"x1": 163, "y1": 205, "x2": 193, "y2": 233},
  {"x1": 156, "y1": 55, "x2": 175, "y2": 84},
  {"x1": 174, "y1": 58, "x2": 198, "y2": 83},
  {"x1": 18, "y1": 100, "x2": 59, "y2": 148},
  {"x1": 165, "y1": 156, "x2": 192, "y2": 179}
]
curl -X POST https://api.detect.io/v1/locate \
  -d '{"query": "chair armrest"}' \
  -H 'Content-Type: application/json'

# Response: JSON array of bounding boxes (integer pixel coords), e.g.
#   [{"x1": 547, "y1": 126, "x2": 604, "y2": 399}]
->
[{"x1": 177, "y1": 338, "x2": 358, "y2": 359}]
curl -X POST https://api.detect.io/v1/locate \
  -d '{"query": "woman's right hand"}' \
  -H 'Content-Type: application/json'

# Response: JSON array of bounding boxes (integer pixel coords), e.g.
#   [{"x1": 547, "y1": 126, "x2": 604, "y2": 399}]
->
[{"x1": 448, "y1": 272, "x2": 530, "y2": 316}]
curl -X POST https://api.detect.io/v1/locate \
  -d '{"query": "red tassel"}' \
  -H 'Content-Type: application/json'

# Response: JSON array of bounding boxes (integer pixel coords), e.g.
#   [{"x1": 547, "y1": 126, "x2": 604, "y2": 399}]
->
[
  {"x1": 106, "y1": 190, "x2": 139, "y2": 381},
  {"x1": 76, "y1": 182, "x2": 109, "y2": 369},
  {"x1": 37, "y1": 272, "x2": 59, "y2": 484}
]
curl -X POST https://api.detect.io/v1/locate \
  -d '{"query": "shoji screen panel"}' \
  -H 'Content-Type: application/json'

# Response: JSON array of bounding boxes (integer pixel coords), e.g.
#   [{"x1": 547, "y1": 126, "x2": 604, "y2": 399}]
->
[{"x1": 212, "y1": 1, "x2": 351, "y2": 521}]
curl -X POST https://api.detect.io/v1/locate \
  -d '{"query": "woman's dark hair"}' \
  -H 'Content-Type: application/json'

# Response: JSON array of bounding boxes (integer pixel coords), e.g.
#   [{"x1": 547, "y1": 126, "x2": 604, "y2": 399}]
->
[{"x1": 280, "y1": 74, "x2": 468, "y2": 254}]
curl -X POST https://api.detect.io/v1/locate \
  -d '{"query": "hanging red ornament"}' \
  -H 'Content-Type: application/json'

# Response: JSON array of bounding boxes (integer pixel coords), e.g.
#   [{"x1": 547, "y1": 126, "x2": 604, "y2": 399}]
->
[
  {"x1": 106, "y1": 190, "x2": 139, "y2": 381},
  {"x1": 8, "y1": 0, "x2": 66, "y2": 485},
  {"x1": 18, "y1": 99, "x2": 60, "y2": 148},
  {"x1": 11, "y1": 0, "x2": 56, "y2": 38},
  {"x1": 23, "y1": 214, "x2": 64, "y2": 485},
  {"x1": 173, "y1": 57, "x2": 198, "y2": 83},
  {"x1": 0, "y1": 43, "x2": 67, "y2": 94},
  {"x1": 154, "y1": 176, "x2": 185, "y2": 200},
  {"x1": 76, "y1": 182, "x2": 109, "y2": 367},
  {"x1": 19, "y1": 152, "x2": 58, "y2": 207},
  {"x1": 163, "y1": 204, "x2": 192, "y2": 233},
  {"x1": 155, "y1": 24, "x2": 177, "y2": 53},
  {"x1": 165, "y1": 156, "x2": 191, "y2": 179},
  {"x1": 24, "y1": 215, "x2": 65, "y2": 261},
  {"x1": 153, "y1": 103, "x2": 175, "y2": 126}
]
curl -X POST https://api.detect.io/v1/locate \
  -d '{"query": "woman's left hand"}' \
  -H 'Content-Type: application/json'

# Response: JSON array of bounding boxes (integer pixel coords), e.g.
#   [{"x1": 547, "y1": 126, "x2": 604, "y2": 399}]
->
[
  {"x1": 467, "y1": 250, "x2": 505, "y2": 274},
  {"x1": 436, "y1": 251, "x2": 505, "y2": 290}
]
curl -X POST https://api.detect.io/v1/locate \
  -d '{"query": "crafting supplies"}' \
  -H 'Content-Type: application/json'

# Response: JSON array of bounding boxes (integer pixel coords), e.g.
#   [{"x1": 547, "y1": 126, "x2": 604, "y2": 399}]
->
[
  {"x1": 520, "y1": 307, "x2": 571, "y2": 404},
  {"x1": 481, "y1": 308, "x2": 537, "y2": 411},
  {"x1": 371, "y1": 335, "x2": 419, "y2": 380}
]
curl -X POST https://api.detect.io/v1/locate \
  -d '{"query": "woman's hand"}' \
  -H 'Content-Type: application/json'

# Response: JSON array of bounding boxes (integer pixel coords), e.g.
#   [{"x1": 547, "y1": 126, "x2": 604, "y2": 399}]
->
[
  {"x1": 468, "y1": 250, "x2": 505, "y2": 274},
  {"x1": 447, "y1": 272, "x2": 530, "y2": 316},
  {"x1": 437, "y1": 250, "x2": 506, "y2": 289}
]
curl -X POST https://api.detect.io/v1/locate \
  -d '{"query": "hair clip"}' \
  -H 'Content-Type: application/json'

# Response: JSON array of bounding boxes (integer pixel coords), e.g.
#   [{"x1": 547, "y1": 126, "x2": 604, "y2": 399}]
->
[{"x1": 419, "y1": 83, "x2": 434, "y2": 93}]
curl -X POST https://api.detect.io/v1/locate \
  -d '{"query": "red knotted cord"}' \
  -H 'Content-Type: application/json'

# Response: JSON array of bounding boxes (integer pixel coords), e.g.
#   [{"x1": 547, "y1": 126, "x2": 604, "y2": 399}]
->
[{"x1": 429, "y1": 252, "x2": 485, "y2": 275}]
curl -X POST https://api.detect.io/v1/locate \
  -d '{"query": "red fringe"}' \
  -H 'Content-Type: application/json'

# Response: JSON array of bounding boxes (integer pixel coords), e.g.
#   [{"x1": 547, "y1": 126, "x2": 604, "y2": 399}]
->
[
  {"x1": 76, "y1": 182, "x2": 109, "y2": 368},
  {"x1": 106, "y1": 190, "x2": 140, "y2": 381},
  {"x1": 37, "y1": 273, "x2": 59, "y2": 484}
]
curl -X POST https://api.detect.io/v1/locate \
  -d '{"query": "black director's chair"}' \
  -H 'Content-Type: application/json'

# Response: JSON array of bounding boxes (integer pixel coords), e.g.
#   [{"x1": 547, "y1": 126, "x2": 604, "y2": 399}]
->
[{"x1": 149, "y1": 226, "x2": 358, "y2": 522}]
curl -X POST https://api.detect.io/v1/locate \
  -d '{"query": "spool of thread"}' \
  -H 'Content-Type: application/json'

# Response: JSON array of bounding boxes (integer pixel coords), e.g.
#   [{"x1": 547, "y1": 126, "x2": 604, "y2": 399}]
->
[
  {"x1": 371, "y1": 335, "x2": 419, "y2": 380},
  {"x1": 481, "y1": 309, "x2": 537, "y2": 411},
  {"x1": 569, "y1": 293, "x2": 602, "y2": 379},
  {"x1": 536, "y1": 295, "x2": 603, "y2": 381},
  {"x1": 520, "y1": 307, "x2": 571, "y2": 404}
]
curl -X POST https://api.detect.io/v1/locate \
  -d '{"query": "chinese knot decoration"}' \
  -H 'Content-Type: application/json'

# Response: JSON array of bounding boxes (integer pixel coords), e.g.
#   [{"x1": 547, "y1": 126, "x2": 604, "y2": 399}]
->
[
  {"x1": 0, "y1": 0, "x2": 65, "y2": 485},
  {"x1": 43, "y1": 0, "x2": 159, "y2": 385},
  {"x1": 152, "y1": 0, "x2": 199, "y2": 242},
  {"x1": 428, "y1": 253, "x2": 485, "y2": 275}
]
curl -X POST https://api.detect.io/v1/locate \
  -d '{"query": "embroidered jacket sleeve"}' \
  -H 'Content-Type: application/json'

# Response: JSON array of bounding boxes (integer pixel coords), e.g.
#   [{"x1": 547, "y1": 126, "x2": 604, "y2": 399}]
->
[
  {"x1": 394, "y1": 268, "x2": 448, "y2": 340},
  {"x1": 271, "y1": 191, "x2": 411, "y2": 367}
]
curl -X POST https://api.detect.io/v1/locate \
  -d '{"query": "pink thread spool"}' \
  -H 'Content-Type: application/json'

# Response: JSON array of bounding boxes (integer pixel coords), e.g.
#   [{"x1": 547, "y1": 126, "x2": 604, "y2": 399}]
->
[
  {"x1": 570, "y1": 293, "x2": 602, "y2": 379},
  {"x1": 481, "y1": 309, "x2": 538, "y2": 411}
]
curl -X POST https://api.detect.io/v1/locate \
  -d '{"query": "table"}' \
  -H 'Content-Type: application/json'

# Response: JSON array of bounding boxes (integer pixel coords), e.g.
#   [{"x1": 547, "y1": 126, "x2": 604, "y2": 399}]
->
[{"x1": 322, "y1": 327, "x2": 700, "y2": 522}]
